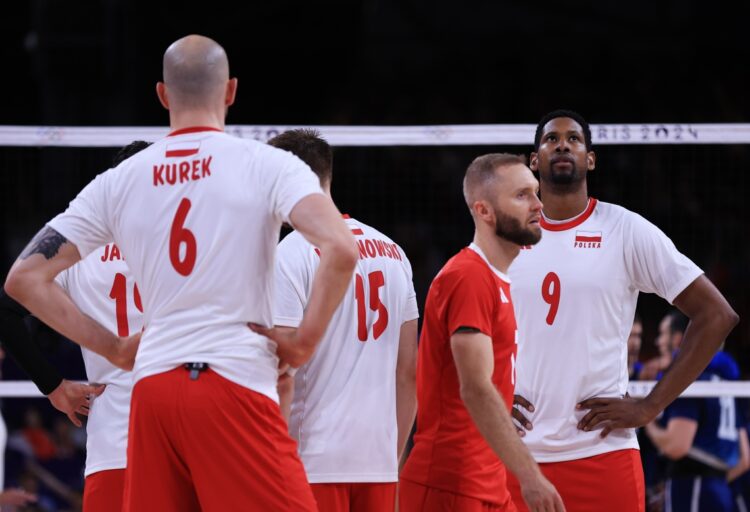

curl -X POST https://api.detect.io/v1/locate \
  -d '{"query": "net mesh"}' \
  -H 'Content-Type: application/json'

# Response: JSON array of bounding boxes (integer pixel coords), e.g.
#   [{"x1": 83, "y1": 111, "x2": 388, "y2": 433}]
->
[{"x1": 1, "y1": 136, "x2": 748, "y2": 372}]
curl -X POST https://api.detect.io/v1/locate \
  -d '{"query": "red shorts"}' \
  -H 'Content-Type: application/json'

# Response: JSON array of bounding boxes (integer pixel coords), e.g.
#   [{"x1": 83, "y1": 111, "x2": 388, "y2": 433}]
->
[
  {"x1": 311, "y1": 482, "x2": 396, "y2": 512},
  {"x1": 399, "y1": 479, "x2": 516, "y2": 512},
  {"x1": 123, "y1": 367, "x2": 316, "y2": 512},
  {"x1": 84, "y1": 469, "x2": 125, "y2": 512},
  {"x1": 507, "y1": 449, "x2": 645, "y2": 512}
]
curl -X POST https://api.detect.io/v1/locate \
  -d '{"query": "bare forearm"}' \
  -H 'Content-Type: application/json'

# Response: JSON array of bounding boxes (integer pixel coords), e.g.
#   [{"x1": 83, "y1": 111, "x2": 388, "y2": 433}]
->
[
  {"x1": 644, "y1": 423, "x2": 670, "y2": 452},
  {"x1": 296, "y1": 246, "x2": 356, "y2": 356},
  {"x1": 462, "y1": 385, "x2": 540, "y2": 482},
  {"x1": 6, "y1": 279, "x2": 118, "y2": 361},
  {"x1": 396, "y1": 377, "x2": 417, "y2": 460},
  {"x1": 0, "y1": 289, "x2": 64, "y2": 394}
]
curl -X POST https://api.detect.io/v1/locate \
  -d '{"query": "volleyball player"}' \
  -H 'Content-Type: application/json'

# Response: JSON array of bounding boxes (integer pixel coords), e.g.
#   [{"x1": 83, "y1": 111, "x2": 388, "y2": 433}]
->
[
  {"x1": 4, "y1": 34, "x2": 358, "y2": 511},
  {"x1": 507, "y1": 109, "x2": 738, "y2": 511},
  {"x1": 266, "y1": 129, "x2": 418, "y2": 512}
]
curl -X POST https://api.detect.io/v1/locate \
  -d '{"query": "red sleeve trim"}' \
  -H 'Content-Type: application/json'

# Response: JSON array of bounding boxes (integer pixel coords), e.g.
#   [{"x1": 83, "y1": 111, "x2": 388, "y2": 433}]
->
[
  {"x1": 540, "y1": 198, "x2": 597, "y2": 231},
  {"x1": 168, "y1": 126, "x2": 223, "y2": 137}
]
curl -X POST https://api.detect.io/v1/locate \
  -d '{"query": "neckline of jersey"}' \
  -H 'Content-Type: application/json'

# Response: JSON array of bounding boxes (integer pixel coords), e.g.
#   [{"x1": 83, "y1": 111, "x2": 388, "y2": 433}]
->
[
  {"x1": 167, "y1": 126, "x2": 223, "y2": 137},
  {"x1": 540, "y1": 197, "x2": 598, "y2": 232},
  {"x1": 467, "y1": 243, "x2": 511, "y2": 283}
]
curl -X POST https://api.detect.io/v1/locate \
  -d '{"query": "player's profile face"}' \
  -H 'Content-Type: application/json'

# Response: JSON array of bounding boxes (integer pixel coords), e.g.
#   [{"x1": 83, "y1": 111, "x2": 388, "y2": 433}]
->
[
  {"x1": 534, "y1": 117, "x2": 591, "y2": 187},
  {"x1": 656, "y1": 316, "x2": 672, "y2": 355},
  {"x1": 628, "y1": 320, "x2": 643, "y2": 355},
  {"x1": 490, "y1": 164, "x2": 542, "y2": 246}
]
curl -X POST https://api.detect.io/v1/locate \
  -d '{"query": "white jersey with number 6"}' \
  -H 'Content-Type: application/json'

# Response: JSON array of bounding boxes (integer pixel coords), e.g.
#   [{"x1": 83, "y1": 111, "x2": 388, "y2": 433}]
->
[
  {"x1": 48, "y1": 127, "x2": 322, "y2": 401},
  {"x1": 274, "y1": 216, "x2": 419, "y2": 483},
  {"x1": 55, "y1": 243, "x2": 140, "y2": 477},
  {"x1": 508, "y1": 198, "x2": 703, "y2": 462}
]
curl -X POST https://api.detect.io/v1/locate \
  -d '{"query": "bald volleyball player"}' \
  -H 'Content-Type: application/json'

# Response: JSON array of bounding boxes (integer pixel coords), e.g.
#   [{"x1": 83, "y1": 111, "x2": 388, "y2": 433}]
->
[{"x1": 5, "y1": 34, "x2": 358, "y2": 511}]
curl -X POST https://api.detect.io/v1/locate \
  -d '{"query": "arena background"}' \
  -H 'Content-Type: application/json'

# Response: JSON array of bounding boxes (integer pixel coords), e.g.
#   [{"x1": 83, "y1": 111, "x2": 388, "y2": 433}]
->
[{"x1": 0, "y1": 1, "x2": 748, "y2": 509}]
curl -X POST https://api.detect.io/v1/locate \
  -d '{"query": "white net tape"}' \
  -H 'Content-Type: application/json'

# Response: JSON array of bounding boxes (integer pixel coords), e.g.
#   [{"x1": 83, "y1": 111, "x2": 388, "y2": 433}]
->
[
  {"x1": 2, "y1": 123, "x2": 750, "y2": 147},
  {"x1": 0, "y1": 380, "x2": 747, "y2": 398},
  {"x1": 0, "y1": 124, "x2": 747, "y2": 399}
]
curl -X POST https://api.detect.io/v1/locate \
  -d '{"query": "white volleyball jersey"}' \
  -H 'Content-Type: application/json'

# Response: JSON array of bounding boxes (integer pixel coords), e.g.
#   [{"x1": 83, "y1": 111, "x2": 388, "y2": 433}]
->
[
  {"x1": 274, "y1": 216, "x2": 419, "y2": 483},
  {"x1": 56, "y1": 243, "x2": 140, "y2": 476},
  {"x1": 508, "y1": 198, "x2": 703, "y2": 462},
  {"x1": 49, "y1": 128, "x2": 322, "y2": 401}
]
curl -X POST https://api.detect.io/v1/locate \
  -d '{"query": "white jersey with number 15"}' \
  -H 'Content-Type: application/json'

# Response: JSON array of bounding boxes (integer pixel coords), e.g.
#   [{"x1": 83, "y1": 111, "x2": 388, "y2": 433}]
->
[{"x1": 274, "y1": 216, "x2": 419, "y2": 483}]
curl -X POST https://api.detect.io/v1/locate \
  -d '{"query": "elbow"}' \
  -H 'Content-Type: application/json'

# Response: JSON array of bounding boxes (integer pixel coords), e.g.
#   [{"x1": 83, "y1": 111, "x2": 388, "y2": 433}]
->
[
  {"x1": 663, "y1": 442, "x2": 691, "y2": 461},
  {"x1": 724, "y1": 308, "x2": 740, "y2": 331},
  {"x1": 4, "y1": 270, "x2": 27, "y2": 303},
  {"x1": 338, "y1": 237, "x2": 359, "y2": 271},
  {"x1": 320, "y1": 232, "x2": 358, "y2": 273},
  {"x1": 710, "y1": 302, "x2": 739, "y2": 332}
]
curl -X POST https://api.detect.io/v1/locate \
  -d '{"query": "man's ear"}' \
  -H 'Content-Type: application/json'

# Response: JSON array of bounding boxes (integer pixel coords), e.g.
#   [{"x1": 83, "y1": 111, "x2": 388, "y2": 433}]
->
[
  {"x1": 587, "y1": 151, "x2": 596, "y2": 172},
  {"x1": 156, "y1": 82, "x2": 169, "y2": 110},
  {"x1": 225, "y1": 78, "x2": 238, "y2": 107},
  {"x1": 529, "y1": 152, "x2": 539, "y2": 172}
]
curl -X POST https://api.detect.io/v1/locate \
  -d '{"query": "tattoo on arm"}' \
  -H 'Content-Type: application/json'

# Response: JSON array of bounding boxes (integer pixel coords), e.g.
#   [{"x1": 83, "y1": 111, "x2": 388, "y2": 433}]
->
[{"x1": 19, "y1": 227, "x2": 68, "y2": 260}]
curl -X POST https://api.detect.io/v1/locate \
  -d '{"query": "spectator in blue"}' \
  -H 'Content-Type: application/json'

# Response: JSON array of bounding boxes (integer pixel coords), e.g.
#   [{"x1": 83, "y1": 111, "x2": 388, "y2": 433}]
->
[
  {"x1": 646, "y1": 310, "x2": 748, "y2": 511},
  {"x1": 729, "y1": 398, "x2": 750, "y2": 511}
]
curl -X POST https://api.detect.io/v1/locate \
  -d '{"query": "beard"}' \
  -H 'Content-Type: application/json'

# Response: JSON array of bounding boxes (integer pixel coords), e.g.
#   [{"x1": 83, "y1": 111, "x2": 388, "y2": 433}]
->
[
  {"x1": 544, "y1": 160, "x2": 585, "y2": 187},
  {"x1": 494, "y1": 207, "x2": 542, "y2": 246}
]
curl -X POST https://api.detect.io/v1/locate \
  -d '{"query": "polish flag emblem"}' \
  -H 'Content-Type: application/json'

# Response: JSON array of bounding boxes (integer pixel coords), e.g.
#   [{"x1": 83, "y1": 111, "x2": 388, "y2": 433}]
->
[
  {"x1": 574, "y1": 230, "x2": 602, "y2": 244},
  {"x1": 165, "y1": 141, "x2": 201, "y2": 158}
]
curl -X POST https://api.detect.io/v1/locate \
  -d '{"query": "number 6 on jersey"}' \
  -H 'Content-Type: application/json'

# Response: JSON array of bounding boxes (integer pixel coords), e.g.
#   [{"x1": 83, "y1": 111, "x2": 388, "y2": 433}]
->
[{"x1": 169, "y1": 198, "x2": 197, "y2": 276}]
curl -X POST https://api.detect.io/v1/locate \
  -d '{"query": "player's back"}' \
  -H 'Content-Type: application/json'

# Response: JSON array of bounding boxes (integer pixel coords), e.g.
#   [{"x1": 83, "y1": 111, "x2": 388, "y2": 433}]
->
[
  {"x1": 56, "y1": 243, "x2": 141, "y2": 476},
  {"x1": 50, "y1": 128, "x2": 321, "y2": 399},
  {"x1": 278, "y1": 216, "x2": 418, "y2": 482}
]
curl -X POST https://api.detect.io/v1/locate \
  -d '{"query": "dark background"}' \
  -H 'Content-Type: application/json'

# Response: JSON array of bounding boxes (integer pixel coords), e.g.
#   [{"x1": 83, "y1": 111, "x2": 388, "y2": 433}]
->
[
  {"x1": 0, "y1": 0, "x2": 748, "y2": 410},
  {"x1": 0, "y1": 1, "x2": 748, "y2": 507}
]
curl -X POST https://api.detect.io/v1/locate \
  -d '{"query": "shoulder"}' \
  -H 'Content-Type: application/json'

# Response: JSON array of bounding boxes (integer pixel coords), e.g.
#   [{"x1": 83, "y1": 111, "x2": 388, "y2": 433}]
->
[
  {"x1": 601, "y1": 201, "x2": 661, "y2": 232},
  {"x1": 355, "y1": 218, "x2": 393, "y2": 242},
  {"x1": 354, "y1": 218, "x2": 407, "y2": 253},
  {"x1": 436, "y1": 249, "x2": 494, "y2": 287},
  {"x1": 243, "y1": 138, "x2": 307, "y2": 167},
  {"x1": 591, "y1": 199, "x2": 633, "y2": 226}
]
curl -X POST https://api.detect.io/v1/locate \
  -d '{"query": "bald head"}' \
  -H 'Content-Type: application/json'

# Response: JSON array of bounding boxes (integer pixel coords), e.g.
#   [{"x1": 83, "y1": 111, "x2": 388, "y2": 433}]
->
[
  {"x1": 463, "y1": 153, "x2": 528, "y2": 210},
  {"x1": 162, "y1": 35, "x2": 230, "y2": 107}
]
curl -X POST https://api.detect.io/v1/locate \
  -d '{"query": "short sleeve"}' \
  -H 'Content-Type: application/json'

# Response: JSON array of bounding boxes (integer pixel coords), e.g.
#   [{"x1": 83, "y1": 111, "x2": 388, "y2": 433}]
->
[
  {"x1": 401, "y1": 251, "x2": 420, "y2": 322},
  {"x1": 624, "y1": 212, "x2": 703, "y2": 304},
  {"x1": 273, "y1": 233, "x2": 313, "y2": 328},
  {"x1": 264, "y1": 148, "x2": 324, "y2": 224},
  {"x1": 443, "y1": 267, "x2": 496, "y2": 337},
  {"x1": 666, "y1": 397, "x2": 701, "y2": 422},
  {"x1": 48, "y1": 173, "x2": 113, "y2": 259}
]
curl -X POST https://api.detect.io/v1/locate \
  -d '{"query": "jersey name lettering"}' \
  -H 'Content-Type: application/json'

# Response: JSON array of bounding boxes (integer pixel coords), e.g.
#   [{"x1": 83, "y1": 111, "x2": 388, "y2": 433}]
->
[
  {"x1": 153, "y1": 156, "x2": 213, "y2": 187},
  {"x1": 356, "y1": 238, "x2": 402, "y2": 261},
  {"x1": 100, "y1": 244, "x2": 125, "y2": 262}
]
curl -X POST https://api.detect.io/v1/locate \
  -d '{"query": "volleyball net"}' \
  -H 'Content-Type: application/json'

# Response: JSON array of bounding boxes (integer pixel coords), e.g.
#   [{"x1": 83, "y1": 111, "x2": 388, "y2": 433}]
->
[{"x1": 0, "y1": 122, "x2": 748, "y2": 399}]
